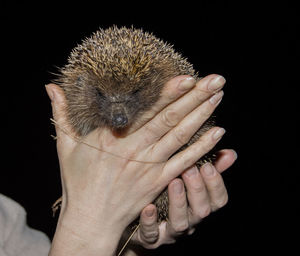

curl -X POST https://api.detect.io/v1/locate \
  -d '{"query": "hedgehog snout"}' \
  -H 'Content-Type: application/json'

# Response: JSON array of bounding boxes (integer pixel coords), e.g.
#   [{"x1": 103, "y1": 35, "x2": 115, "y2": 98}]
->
[
  {"x1": 112, "y1": 113, "x2": 128, "y2": 127},
  {"x1": 110, "y1": 103, "x2": 129, "y2": 128}
]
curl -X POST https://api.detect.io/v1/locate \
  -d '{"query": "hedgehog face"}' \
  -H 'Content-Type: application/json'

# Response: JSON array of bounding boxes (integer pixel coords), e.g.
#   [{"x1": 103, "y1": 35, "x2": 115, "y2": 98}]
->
[
  {"x1": 61, "y1": 68, "x2": 166, "y2": 136},
  {"x1": 95, "y1": 77, "x2": 163, "y2": 130},
  {"x1": 95, "y1": 84, "x2": 144, "y2": 129}
]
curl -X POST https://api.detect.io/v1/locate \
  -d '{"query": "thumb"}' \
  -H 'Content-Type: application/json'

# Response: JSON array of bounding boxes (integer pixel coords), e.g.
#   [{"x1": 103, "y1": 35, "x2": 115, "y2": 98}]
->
[
  {"x1": 45, "y1": 83, "x2": 76, "y2": 150},
  {"x1": 138, "y1": 204, "x2": 159, "y2": 245}
]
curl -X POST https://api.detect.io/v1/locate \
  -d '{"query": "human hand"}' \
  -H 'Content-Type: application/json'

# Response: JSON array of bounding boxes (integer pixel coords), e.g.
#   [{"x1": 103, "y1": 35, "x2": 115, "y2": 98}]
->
[
  {"x1": 46, "y1": 74, "x2": 225, "y2": 255},
  {"x1": 129, "y1": 149, "x2": 237, "y2": 251}
]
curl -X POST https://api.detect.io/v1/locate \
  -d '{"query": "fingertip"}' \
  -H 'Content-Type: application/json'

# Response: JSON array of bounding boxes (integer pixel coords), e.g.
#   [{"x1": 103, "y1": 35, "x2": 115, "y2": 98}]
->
[
  {"x1": 45, "y1": 84, "x2": 54, "y2": 102},
  {"x1": 214, "y1": 149, "x2": 237, "y2": 173},
  {"x1": 46, "y1": 84, "x2": 76, "y2": 147},
  {"x1": 144, "y1": 205, "x2": 156, "y2": 218},
  {"x1": 141, "y1": 204, "x2": 157, "y2": 222},
  {"x1": 231, "y1": 149, "x2": 238, "y2": 161},
  {"x1": 45, "y1": 83, "x2": 65, "y2": 104},
  {"x1": 196, "y1": 74, "x2": 226, "y2": 93},
  {"x1": 169, "y1": 178, "x2": 184, "y2": 195},
  {"x1": 200, "y1": 163, "x2": 216, "y2": 177}
]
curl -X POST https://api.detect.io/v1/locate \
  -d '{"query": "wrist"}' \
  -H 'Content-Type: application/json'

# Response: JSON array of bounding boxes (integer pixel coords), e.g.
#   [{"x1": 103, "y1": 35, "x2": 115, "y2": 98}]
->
[{"x1": 50, "y1": 203, "x2": 126, "y2": 256}]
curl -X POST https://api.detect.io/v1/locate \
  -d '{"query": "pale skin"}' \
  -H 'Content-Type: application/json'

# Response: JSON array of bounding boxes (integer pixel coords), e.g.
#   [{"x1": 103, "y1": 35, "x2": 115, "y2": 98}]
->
[
  {"x1": 46, "y1": 74, "x2": 235, "y2": 256},
  {"x1": 128, "y1": 150, "x2": 236, "y2": 254}
]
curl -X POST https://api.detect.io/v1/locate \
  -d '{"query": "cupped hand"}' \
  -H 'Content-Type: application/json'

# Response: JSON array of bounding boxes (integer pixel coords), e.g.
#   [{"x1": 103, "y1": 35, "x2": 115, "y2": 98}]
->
[
  {"x1": 131, "y1": 149, "x2": 237, "y2": 250},
  {"x1": 46, "y1": 74, "x2": 226, "y2": 255}
]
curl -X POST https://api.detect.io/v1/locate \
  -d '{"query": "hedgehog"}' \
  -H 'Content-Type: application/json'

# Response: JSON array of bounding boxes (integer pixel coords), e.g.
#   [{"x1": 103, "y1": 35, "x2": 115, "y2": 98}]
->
[{"x1": 54, "y1": 26, "x2": 215, "y2": 223}]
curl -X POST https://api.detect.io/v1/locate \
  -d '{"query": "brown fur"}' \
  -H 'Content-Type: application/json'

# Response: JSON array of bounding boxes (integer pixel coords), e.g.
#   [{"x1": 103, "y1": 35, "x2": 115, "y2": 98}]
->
[{"x1": 55, "y1": 26, "x2": 215, "y2": 222}]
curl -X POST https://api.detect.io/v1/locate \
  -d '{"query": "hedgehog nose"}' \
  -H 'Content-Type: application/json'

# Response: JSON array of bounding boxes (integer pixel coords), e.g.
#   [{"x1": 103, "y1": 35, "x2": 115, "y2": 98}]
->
[{"x1": 112, "y1": 113, "x2": 128, "y2": 127}]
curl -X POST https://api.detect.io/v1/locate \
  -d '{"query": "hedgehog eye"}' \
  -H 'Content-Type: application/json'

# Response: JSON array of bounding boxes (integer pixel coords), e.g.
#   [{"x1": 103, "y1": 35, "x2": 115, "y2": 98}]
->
[
  {"x1": 76, "y1": 76, "x2": 84, "y2": 86},
  {"x1": 96, "y1": 88, "x2": 104, "y2": 98},
  {"x1": 133, "y1": 88, "x2": 141, "y2": 95}
]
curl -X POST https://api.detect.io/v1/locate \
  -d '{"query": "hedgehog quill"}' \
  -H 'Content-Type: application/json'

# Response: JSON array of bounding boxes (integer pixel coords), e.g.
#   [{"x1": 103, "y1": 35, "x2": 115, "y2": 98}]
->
[{"x1": 53, "y1": 26, "x2": 215, "y2": 224}]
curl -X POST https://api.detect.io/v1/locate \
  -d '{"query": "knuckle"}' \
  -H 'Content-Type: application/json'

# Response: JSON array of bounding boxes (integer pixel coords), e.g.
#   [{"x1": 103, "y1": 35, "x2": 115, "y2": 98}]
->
[
  {"x1": 174, "y1": 127, "x2": 190, "y2": 145},
  {"x1": 193, "y1": 87, "x2": 209, "y2": 102},
  {"x1": 175, "y1": 198, "x2": 188, "y2": 209},
  {"x1": 182, "y1": 154, "x2": 191, "y2": 171},
  {"x1": 191, "y1": 205, "x2": 211, "y2": 221},
  {"x1": 144, "y1": 121, "x2": 161, "y2": 137},
  {"x1": 142, "y1": 230, "x2": 159, "y2": 243},
  {"x1": 161, "y1": 109, "x2": 180, "y2": 128},
  {"x1": 182, "y1": 148, "x2": 195, "y2": 170},
  {"x1": 191, "y1": 93, "x2": 202, "y2": 104},
  {"x1": 198, "y1": 137, "x2": 213, "y2": 154},
  {"x1": 197, "y1": 206, "x2": 211, "y2": 219},
  {"x1": 167, "y1": 90, "x2": 181, "y2": 101},
  {"x1": 217, "y1": 194, "x2": 229, "y2": 208},
  {"x1": 212, "y1": 195, "x2": 228, "y2": 211},
  {"x1": 210, "y1": 180, "x2": 224, "y2": 191},
  {"x1": 199, "y1": 108, "x2": 212, "y2": 121},
  {"x1": 173, "y1": 222, "x2": 189, "y2": 233},
  {"x1": 182, "y1": 145, "x2": 202, "y2": 170},
  {"x1": 191, "y1": 183, "x2": 206, "y2": 194},
  {"x1": 192, "y1": 90, "x2": 202, "y2": 102}
]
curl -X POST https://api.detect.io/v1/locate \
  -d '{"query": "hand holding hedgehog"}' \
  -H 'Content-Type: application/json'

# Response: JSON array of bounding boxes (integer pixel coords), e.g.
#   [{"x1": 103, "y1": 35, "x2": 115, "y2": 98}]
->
[
  {"x1": 54, "y1": 27, "x2": 226, "y2": 223},
  {"x1": 46, "y1": 74, "x2": 227, "y2": 256},
  {"x1": 129, "y1": 149, "x2": 236, "y2": 251},
  {"x1": 47, "y1": 27, "x2": 234, "y2": 256}
]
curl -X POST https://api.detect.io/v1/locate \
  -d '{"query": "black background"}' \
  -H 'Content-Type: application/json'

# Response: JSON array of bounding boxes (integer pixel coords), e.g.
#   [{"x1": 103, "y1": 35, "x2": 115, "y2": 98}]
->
[{"x1": 1, "y1": 1, "x2": 298, "y2": 255}]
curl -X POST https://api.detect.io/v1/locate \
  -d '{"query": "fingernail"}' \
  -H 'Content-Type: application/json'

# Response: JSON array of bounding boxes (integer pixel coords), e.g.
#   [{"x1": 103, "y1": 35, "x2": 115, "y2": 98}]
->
[
  {"x1": 208, "y1": 76, "x2": 226, "y2": 92},
  {"x1": 213, "y1": 128, "x2": 226, "y2": 141},
  {"x1": 231, "y1": 150, "x2": 238, "y2": 160},
  {"x1": 145, "y1": 208, "x2": 155, "y2": 217},
  {"x1": 173, "y1": 180, "x2": 184, "y2": 194},
  {"x1": 45, "y1": 85, "x2": 54, "y2": 102},
  {"x1": 209, "y1": 90, "x2": 224, "y2": 105},
  {"x1": 202, "y1": 163, "x2": 215, "y2": 176},
  {"x1": 184, "y1": 166, "x2": 198, "y2": 178},
  {"x1": 178, "y1": 77, "x2": 196, "y2": 91}
]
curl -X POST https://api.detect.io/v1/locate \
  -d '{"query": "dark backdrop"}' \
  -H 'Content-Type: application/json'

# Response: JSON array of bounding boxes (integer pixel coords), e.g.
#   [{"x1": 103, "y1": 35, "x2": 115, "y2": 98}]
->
[{"x1": 1, "y1": 1, "x2": 298, "y2": 255}]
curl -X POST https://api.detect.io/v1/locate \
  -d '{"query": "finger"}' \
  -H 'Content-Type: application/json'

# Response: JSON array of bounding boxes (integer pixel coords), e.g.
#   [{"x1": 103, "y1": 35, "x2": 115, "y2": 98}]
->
[
  {"x1": 167, "y1": 179, "x2": 189, "y2": 236},
  {"x1": 214, "y1": 149, "x2": 238, "y2": 173},
  {"x1": 128, "y1": 75, "x2": 196, "y2": 133},
  {"x1": 137, "y1": 204, "x2": 159, "y2": 244},
  {"x1": 200, "y1": 163, "x2": 228, "y2": 211},
  {"x1": 138, "y1": 74, "x2": 225, "y2": 141},
  {"x1": 45, "y1": 84, "x2": 76, "y2": 150},
  {"x1": 163, "y1": 127, "x2": 225, "y2": 182},
  {"x1": 138, "y1": 221, "x2": 176, "y2": 249},
  {"x1": 182, "y1": 166, "x2": 211, "y2": 226},
  {"x1": 153, "y1": 90, "x2": 223, "y2": 159}
]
